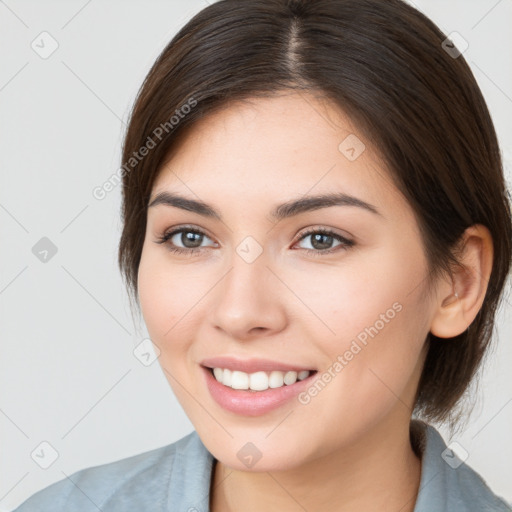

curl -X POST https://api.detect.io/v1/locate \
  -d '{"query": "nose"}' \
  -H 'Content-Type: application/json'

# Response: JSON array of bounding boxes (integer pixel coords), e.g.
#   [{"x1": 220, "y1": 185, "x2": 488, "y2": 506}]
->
[{"x1": 209, "y1": 252, "x2": 288, "y2": 341}]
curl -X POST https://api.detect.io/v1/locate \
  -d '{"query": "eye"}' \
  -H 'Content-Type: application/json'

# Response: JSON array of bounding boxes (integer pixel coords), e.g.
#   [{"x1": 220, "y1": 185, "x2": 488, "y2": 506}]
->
[
  {"x1": 154, "y1": 226, "x2": 218, "y2": 255},
  {"x1": 294, "y1": 228, "x2": 354, "y2": 256},
  {"x1": 154, "y1": 225, "x2": 355, "y2": 257}
]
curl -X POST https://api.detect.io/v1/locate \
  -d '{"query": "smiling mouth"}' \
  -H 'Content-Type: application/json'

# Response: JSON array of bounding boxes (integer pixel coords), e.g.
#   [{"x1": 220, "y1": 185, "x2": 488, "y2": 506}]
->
[{"x1": 206, "y1": 366, "x2": 317, "y2": 392}]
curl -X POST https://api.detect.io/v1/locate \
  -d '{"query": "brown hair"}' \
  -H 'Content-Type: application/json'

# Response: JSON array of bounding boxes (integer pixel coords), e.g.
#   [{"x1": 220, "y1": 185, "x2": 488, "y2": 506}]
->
[{"x1": 118, "y1": 0, "x2": 512, "y2": 426}]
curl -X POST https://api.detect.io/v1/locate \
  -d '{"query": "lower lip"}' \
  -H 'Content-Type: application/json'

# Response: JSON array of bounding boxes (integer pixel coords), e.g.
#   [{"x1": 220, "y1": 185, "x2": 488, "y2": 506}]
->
[{"x1": 202, "y1": 366, "x2": 317, "y2": 416}]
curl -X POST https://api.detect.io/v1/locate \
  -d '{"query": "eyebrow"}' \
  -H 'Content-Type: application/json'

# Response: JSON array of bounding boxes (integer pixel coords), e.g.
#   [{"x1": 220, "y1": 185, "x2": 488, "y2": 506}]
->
[{"x1": 148, "y1": 191, "x2": 382, "y2": 221}]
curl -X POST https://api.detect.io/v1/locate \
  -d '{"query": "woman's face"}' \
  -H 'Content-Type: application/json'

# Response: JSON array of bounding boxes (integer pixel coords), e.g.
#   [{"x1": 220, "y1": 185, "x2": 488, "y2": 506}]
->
[{"x1": 138, "y1": 91, "x2": 437, "y2": 471}]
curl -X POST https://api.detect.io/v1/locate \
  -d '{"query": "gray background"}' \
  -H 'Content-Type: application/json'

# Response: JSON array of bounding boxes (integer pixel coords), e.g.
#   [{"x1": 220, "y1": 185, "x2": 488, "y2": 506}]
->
[{"x1": 1, "y1": 0, "x2": 511, "y2": 509}]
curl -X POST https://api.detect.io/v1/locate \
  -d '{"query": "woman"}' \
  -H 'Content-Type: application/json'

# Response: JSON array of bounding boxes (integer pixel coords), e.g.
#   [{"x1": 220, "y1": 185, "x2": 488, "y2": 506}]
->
[{"x1": 14, "y1": 0, "x2": 512, "y2": 510}]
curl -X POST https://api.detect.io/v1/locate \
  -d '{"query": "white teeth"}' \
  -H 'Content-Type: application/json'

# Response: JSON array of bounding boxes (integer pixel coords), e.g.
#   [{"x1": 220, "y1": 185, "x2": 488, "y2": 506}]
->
[
  {"x1": 211, "y1": 367, "x2": 312, "y2": 391},
  {"x1": 268, "y1": 370, "x2": 284, "y2": 388},
  {"x1": 213, "y1": 367, "x2": 223, "y2": 381},
  {"x1": 223, "y1": 368, "x2": 232, "y2": 386},
  {"x1": 231, "y1": 370, "x2": 249, "y2": 390},
  {"x1": 249, "y1": 371, "x2": 268, "y2": 391},
  {"x1": 283, "y1": 371, "x2": 297, "y2": 385}
]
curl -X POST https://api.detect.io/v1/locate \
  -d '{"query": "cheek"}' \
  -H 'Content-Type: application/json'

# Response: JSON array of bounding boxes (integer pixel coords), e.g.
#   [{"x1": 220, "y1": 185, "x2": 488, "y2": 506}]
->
[
  {"x1": 137, "y1": 249, "x2": 199, "y2": 356},
  {"x1": 301, "y1": 243, "x2": 429, "y2": 410},
  {"x1": 282, "y1": 242, "x2": 422, "y2": 342},
  {"x1": 137, "y1": 251, "x2": 208, "y2": 415},
  {"x1": 296, "y1": 302, "x2": 428, "y2": 454},
  {"x1": 348, "y1": 299, "x2": 427, "y2": 412}
]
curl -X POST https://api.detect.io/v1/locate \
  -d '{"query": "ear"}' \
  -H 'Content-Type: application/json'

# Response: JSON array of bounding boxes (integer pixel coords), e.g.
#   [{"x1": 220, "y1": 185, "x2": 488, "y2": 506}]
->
[{"x1": 430, "y1": 224, "x2": 494, "y2": 338}]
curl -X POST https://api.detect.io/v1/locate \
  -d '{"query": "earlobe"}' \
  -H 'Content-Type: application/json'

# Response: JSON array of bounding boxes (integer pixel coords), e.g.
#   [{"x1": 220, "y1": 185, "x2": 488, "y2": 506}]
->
[{"x1": 429, "y1": 224, "x2": 493, "y2": 339}]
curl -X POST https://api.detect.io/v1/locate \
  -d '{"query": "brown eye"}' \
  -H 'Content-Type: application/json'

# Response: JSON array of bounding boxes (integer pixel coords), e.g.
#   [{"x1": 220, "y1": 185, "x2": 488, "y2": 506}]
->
[
  {"x1": 155, "y1": 226, "x2": 218, "y2": 255},
  {"x1": 173, "y1": 230, "x2": 204, "y2": 248},
  {"x1": 295, "y1": 228, "x2": 354, "y2": 256}
]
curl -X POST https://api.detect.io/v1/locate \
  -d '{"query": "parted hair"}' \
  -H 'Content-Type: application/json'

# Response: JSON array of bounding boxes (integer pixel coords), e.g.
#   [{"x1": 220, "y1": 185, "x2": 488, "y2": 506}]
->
[{"x1": 118, "y1": 0, "x2": 512, "y2": 427}]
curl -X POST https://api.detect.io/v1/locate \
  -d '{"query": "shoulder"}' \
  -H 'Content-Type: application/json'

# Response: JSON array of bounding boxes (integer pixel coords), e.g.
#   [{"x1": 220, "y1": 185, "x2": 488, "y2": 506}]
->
[
  {"x1": 12, "y1": 430, "x2": 214, "y2": 512},
  {"x1": 412, "y1": 420, "x2": 512, "y2": 512}
]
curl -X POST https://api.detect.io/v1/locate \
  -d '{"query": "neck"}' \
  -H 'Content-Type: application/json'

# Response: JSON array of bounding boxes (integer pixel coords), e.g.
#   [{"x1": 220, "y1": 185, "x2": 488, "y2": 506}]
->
[{"x1": 210, "y1": 417, "x2": 422, "y2": 512}]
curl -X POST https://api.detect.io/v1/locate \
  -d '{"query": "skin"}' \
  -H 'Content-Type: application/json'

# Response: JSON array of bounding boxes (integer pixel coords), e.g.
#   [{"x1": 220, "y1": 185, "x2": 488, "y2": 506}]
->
[{"x1": 137, "y1": 91, "x2": 493, "y2": 511}]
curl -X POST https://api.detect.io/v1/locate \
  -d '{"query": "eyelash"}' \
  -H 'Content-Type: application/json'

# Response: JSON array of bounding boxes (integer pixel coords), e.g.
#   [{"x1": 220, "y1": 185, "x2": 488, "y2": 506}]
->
[{"x1": 155, "y1": 225, "x2": 355, "y2": 257}]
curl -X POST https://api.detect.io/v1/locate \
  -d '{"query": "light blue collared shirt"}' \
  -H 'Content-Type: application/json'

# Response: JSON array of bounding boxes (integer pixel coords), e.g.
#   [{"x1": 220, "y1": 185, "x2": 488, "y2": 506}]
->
[{"x1": 12, "y1": 420, "x2": 511, "y2": 511}]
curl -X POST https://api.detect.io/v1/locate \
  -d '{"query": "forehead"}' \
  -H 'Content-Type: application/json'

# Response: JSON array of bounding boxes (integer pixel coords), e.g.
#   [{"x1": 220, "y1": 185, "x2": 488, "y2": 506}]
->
[{"x1": 152, "y1": 92, "x2": 404, "y2": 217}]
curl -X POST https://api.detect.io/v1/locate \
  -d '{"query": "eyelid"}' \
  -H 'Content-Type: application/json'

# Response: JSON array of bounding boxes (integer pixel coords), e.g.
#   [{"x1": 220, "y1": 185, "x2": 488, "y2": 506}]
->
[
  {"x1": 155, "y1": 223, "x2": 355, "y2": 256},
  {"x1": 159, "y1": 224, "x2": 217, "y2": 245},
  {"x1": 158, "y1": 224, "x2": 351, "y2": 243},
  {"x1": 160, "y1": 223, "x2": 211, "y2": 236},
  {"x1": 292, "y1": 226, "x2": 354, "y2": 253},
  {"x1": 295, "y1": 224, "x2": 354, "y2": 241}
]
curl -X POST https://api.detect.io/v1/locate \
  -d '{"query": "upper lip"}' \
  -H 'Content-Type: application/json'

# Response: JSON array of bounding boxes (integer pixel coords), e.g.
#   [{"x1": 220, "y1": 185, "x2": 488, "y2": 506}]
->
[{"x1": 200, "y1": 356, "x2": 315, "y2": 374}]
